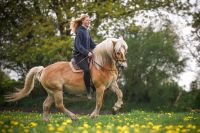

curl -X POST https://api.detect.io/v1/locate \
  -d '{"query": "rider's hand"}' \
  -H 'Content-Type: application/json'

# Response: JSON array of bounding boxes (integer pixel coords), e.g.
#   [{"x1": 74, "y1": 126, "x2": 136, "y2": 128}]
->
[{"x1": 88, "y1": 52, "x2": 93, "y2": 57}]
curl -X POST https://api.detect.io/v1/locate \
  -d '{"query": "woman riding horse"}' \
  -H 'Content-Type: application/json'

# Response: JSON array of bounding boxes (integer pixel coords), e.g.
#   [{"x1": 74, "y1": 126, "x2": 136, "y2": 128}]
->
[
  {"x1": 5, "y1": 16, "x2": 128, "y2": 121},
  {"x1": 70, "y1": 14, "x2": 96, "y2": 100}
]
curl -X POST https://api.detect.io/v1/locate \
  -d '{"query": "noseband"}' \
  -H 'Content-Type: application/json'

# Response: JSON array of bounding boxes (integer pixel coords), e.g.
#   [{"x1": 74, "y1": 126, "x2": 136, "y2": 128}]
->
[{"x1": 113, "y1": 45, "x2": 127, "y2": 62}]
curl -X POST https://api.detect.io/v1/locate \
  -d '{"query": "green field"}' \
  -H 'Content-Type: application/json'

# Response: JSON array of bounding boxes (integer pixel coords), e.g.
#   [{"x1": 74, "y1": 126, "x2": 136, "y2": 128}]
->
[{"x1": 0, "y1": 109, "x2": 200, "y2": 133}]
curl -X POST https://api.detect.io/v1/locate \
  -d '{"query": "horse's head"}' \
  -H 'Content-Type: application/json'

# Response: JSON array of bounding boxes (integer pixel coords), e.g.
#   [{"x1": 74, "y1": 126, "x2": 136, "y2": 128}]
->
[{"x1": 112, "y1": 37, "x2": 128, "y2": 69}]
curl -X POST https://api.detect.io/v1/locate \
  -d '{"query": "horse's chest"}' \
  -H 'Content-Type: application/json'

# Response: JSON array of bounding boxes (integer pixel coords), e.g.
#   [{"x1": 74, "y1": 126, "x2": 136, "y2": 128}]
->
[{"x1": 100, "y1": 72, "x2": 118, "y2": 88}]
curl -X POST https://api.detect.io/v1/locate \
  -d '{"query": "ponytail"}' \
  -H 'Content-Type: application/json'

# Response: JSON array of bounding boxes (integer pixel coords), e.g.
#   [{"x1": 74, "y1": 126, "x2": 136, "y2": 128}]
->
[{"x1": 70, "y1": 14, "x2": 89, "y2": 34}]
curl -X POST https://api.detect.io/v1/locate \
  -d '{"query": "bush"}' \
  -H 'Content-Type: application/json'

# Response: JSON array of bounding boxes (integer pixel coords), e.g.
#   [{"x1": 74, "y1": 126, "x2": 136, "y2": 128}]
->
[{"x1": 177, "y1": 90, "x2": 200, "y2": 110}]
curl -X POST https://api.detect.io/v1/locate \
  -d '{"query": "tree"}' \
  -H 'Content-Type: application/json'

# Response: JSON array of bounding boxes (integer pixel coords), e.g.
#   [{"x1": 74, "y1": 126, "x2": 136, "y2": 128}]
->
[
  {"x1": 123, "y1": 28, "x2": 186, "y2": 104},
  {"x1": 0, "y1": 0, "x2": 196, "y2": 77}
]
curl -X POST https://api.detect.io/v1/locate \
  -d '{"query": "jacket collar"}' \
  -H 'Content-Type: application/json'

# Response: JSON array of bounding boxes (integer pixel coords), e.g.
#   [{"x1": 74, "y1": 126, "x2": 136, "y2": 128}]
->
[{"x1": 80, "y1": 25, "x2": 88, "y2": 30}]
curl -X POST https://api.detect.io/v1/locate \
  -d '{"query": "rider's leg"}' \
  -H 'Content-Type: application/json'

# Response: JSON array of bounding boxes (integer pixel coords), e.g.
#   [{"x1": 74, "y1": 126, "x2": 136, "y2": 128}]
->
[
  {"x1": 74, "y1": 55, "x2": 93, "y2": 99},
  {"x1": 83, "y1": 69, "x2": 93, "y2": 99}
]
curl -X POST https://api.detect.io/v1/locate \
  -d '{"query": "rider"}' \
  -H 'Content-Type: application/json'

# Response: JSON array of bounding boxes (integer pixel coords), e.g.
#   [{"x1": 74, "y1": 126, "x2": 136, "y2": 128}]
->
[{"x1": 70, "y1": 14, "x2": 96, "y2": 99}]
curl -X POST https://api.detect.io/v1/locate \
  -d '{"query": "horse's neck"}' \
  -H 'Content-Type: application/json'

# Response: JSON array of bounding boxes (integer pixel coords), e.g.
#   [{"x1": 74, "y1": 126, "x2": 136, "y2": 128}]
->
[
  {"x1": 92, "y1": 56, "x2": 117, "y2": 72},
  {"x1": 93, "y1": 42, "x2": 115, "y2": 70},
  {"x1": 105, "y1": 59, "x2": 116, "y2": 70}
]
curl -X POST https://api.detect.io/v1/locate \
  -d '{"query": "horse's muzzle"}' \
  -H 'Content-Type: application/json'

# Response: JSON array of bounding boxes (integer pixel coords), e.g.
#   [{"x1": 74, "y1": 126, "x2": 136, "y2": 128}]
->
[{"x1": 117, "y1": 62, "x2": 127, "y2": 70}]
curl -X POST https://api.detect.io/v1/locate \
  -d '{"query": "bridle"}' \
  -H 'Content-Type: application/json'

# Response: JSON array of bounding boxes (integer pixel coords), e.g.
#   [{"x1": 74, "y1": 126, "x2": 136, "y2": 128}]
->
[
  {"x1": 92, "y1": 44, "x2": 127, "y2": 71},
  {"x1": 113, "y1": 45, "x2": 127, "y2": 68}
]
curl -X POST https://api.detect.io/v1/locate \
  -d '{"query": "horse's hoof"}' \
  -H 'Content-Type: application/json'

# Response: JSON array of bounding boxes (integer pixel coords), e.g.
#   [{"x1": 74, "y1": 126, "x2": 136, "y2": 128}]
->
[
  {"x1": 43, "y1": 117, "x2": 50, "y2": 122},
  {"x1": 71, "y1": 115, "x2": 78, "y2": 121},
  {"x1": 112, "y1": 108, "x2": 117, "y2": 115},
  {"x1": 89, "y1": 114, "x2": 98, "y2": 119}
]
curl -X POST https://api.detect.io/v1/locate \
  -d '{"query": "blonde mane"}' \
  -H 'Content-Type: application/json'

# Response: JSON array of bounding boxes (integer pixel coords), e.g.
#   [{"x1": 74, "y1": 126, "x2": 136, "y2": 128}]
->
[{"x1": 93, "y1": 38, "x2": 127, "y2": 70}]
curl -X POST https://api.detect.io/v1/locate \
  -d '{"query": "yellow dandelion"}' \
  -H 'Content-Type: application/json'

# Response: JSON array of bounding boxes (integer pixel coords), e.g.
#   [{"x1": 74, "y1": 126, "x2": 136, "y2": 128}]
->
[
  {"x1": 48, "y1": 124, "x2": 55, "y2": 131},
  {"x1": 181, "y1": 129, "x2": 189, "y2": 133},
  {"x1": 187, "y1": 124, "x2": 196, "y2": 129},
  {"x1": 106, "y1": 125, "x2": 112, "y2": 129},
  {"x1": 11, "y1": 121, "x2": 19, "y2": 126},
  {"x1": 24, "y1": 129, "x2": 29, "y2": 133},
  {"x1": 166, "y1": 130, "x2": 176, "y2": 133},
  {"x1": 83, "y1": 123, "x2": 89, "y2": 129},
  {"x1": 104, "y1": 130, "x2": 110, "y2": 133},
  {"x1": 134, "y1": 128, "x2": 140, "y2": 133},
  {"x1": 62, "y1": 121, "x2": 68, "y2": 126},
  {"x1": 152, "y1": 125, "x2": 162, "y2": 131},
  {"x1": 29, "y1": 122, "x2": 38, "y2": 127},
  {"x1": 134, "y1": 124, "x2": 140, "y2": 128},
  {"x1": 82, "y1": 130, "x2": 88, "y2": 133},
  {"x1": 165, "y1": 125, "x2": 174, "y2": 130},
  {"x1": 57, "y1": 126, "x2": 65, "y2": 132},
  {"x1": 167, "y1": 112, "x2": 172, "y2": 116},
  {"x1": 96, "y1": 130, "x2": 102, "y2": 133},
  {"x1": 65, "y1": 119, "x2": 72, "y2": 124},
  {"x1": 96, "y1": 125, "x2": 102, "y2": 129},
  {"x1": 177, "y1": 125, "x2": 183, "y2": 129},
  {"x1": 147, "y1": 122, "x2": 153, "y2": 127},
  {"x1": 48, "y1": 126, "x2": 55, "y2": 131}
]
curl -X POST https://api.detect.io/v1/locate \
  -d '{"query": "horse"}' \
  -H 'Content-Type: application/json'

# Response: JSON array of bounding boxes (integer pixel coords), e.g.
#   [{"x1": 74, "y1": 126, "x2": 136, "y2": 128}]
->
[{"x1": 5, "y1": 37, "x2": 128, "y2": 121}]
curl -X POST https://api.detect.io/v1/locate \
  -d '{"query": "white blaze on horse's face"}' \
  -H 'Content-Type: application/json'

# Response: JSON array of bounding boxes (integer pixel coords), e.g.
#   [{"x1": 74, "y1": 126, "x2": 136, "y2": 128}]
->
[{"x1": 112, "y1": 38, "x2": 128, "y2": 69}]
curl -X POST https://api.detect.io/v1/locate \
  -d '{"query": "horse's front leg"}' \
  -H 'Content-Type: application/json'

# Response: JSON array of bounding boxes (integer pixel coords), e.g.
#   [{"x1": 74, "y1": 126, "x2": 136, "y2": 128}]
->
[
  {"x1": 90, "y1": 86, "x2": 105, "y2": 118},
  {"x1": 109, "y1": 81, "x2": 123, "y2": 114}
]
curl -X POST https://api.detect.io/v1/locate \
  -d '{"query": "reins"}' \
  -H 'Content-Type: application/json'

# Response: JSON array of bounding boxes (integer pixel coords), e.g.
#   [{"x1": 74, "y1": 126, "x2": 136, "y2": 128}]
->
[
  {"x1": 74, "y1": 55, "x2": 118, "y2": 72},
  {"x1": 74, "y1": 56, "x2": 89, "y2": 66},
  {"x1": 91, "y1": 59, "x2": 118, "y2": 72}
]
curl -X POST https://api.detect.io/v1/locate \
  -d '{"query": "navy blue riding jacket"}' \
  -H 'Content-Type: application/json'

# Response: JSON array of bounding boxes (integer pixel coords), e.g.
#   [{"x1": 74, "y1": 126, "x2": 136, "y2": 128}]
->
[{"x1": 74, "y1": 25, "x2": 96, "y2": 56}]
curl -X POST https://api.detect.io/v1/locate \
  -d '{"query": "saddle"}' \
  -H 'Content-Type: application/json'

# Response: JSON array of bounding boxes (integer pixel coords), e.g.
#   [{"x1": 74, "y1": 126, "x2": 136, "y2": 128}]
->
[
  {"x1": 69, "y1": 58, "x2": 83, "y2": 73},
  {"x1": 69, "y1": 58, "x2": 93, "y2": 73}
]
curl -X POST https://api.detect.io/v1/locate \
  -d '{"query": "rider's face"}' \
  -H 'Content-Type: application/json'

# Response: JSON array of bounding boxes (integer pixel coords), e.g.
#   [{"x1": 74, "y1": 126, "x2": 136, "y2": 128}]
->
[{"x1": 82, "y1": 17, "x2": 91, "y2": 28}]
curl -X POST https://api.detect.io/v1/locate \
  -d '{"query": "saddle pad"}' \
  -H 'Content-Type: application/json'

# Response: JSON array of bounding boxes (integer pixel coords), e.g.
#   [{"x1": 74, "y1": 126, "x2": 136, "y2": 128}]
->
[
  {"x1": 69, "y1": 58, "x2": 92, "y2": 73},
  {"x1": 69, "y1": 61, "x2": 83, "y2": 73}
]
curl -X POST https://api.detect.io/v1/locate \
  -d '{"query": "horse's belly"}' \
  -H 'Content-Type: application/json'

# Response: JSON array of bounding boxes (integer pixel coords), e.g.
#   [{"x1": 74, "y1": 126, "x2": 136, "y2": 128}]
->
[{"x1": 63, "y1": 85, "x2": 86, "y2": 94}]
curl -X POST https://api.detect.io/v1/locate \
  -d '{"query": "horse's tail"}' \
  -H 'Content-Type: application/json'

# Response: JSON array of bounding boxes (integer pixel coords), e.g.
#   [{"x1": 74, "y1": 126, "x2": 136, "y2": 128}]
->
[{"x1": 5, "y1": 66, "x2": 44, "y2": 102}]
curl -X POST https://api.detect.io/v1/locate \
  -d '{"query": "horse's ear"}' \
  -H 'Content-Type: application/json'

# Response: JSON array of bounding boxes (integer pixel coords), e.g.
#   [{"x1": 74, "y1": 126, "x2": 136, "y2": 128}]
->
[
  {"x1": 112, "y1": 40, "x2": 117, "y2": 46},
  {"x1": 119, "y1": 35, "x2": 124, "y2": 40}
]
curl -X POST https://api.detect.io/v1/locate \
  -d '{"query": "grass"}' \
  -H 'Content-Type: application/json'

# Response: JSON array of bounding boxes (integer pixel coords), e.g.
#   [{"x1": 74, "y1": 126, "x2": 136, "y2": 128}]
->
[{"x1": 0, "y1": 109, "x2": 200, "y2": 133}]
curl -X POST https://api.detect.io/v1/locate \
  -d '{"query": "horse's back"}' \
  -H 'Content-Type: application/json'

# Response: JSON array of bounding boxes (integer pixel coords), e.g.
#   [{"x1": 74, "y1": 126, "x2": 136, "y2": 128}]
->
[
  {"x1": 45, "y1": 61, "x2": 69, "y2": 69},
  {"x1": 40, "y1": 61, "x2": 70, "y2": 89},
  {"x1": 39, "y1": 61, "x2": 85, "y2": 93}
]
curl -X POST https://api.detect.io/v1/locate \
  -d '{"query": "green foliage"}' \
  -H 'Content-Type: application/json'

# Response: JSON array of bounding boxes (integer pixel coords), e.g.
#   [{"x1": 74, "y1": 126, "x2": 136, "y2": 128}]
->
[
  {"x1": 0, "y1": 70, "x2": 20, "y2": 105},
  {"x1": 123, "y1": 28, "x2": 186, "y2": 104},
  {"x1": 177, "y1": 90, "x2": 200, "y2": 110},
  {"x1": 148, "y1": 83, "x2": 180, "y2": 106},
  {"x1": 1, "y1": 0, "x2": 194, "y2": 75}
]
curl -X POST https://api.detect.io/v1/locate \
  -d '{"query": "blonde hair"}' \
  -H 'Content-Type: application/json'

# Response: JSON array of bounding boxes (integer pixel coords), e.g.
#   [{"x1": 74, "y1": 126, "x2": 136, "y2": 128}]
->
[{"x1": 70, "y1": 14, "x2": 89, "y2": 34}]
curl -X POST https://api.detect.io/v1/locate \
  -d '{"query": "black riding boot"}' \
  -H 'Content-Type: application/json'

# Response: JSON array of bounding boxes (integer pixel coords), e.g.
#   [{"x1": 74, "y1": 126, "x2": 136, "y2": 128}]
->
[{"x1": 84, "y1": 70, "x2": 93, "y2": 99}]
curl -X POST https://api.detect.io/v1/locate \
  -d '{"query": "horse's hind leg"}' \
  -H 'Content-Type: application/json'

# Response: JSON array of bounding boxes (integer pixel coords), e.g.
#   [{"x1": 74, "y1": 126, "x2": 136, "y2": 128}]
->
[
  {"x1": 43, "y1": 94, "x2": 54, "y2": 121},
  {"x1": 109, "y1": 81, "x2": 123, "y2": 114},
  {"x1": 53, "y1": 91, "x2": 78, "y2": 120}
]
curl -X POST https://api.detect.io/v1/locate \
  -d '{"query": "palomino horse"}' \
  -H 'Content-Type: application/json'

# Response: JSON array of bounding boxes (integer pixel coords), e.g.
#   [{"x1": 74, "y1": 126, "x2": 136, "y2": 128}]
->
[{"x1": 5, "y1": 37, "x2": 128, "y2": 121}]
